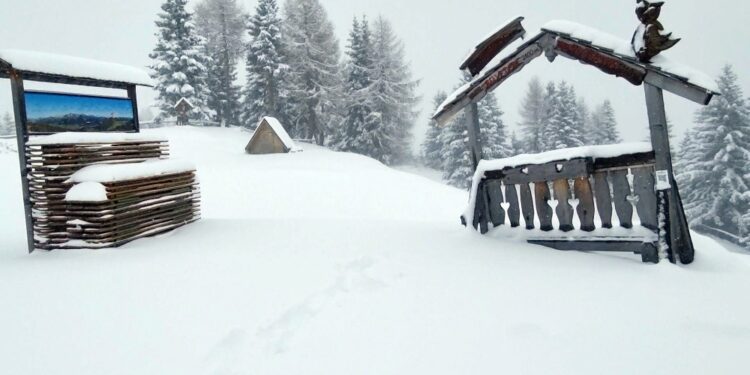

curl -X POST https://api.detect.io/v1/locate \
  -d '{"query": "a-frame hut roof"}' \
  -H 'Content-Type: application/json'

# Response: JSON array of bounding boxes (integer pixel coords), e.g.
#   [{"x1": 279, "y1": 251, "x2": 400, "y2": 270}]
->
[
  {"x1": 433, "y1": 19, "x2": 720, "y2": 125},
  {"x1": 246, "y1": 117, "x2": 298, "y2": 153},
  {"x1": 0, "y1": 49, "x2": 153, "y2": 89},
  {"x1": 174, "y1": 97, "x2": 194, "y2": 109}
]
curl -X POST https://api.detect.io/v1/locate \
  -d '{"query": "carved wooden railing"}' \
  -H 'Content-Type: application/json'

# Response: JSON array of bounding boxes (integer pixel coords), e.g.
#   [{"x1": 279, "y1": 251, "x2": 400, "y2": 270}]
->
[{"x1": 466, "y1": 147, "x2": 662, "y2": 263}]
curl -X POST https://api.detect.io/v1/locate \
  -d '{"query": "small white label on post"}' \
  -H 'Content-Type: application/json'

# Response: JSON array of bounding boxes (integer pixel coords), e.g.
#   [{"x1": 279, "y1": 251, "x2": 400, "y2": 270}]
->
[{"x1": 655, "y1": 170, "x2": 671, "y2": 190}]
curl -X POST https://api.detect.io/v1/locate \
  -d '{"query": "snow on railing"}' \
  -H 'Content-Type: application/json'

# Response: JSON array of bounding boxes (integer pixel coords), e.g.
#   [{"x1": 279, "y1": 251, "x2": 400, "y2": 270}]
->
[{"x1": 465, "y1": 143, "x2": 662, "y2": 263}]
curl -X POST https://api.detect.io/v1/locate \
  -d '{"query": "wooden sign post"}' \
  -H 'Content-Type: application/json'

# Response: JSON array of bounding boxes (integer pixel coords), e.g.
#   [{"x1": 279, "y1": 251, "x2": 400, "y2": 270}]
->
[
  {"x1": 644, "y1": 83, "x2": 694, "y2": 263},
  {"x1": 9, "y1": 70, "x2": 35, "y2": 253}
]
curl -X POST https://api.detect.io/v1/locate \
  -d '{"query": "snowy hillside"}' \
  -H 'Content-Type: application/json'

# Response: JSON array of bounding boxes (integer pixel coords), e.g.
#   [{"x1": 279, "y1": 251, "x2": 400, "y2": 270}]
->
[{"x1": 0, "y1": 127, "x2": 749, "y2": 375}]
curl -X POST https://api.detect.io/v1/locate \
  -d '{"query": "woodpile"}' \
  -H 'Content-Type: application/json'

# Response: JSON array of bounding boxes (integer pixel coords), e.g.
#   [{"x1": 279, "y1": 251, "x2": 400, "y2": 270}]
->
[{"x1": 24, "y1": 137, "x2": 200, "y2": 250}]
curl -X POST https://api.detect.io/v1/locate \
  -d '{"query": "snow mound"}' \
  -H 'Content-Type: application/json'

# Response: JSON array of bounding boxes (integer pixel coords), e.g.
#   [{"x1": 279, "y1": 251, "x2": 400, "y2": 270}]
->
[
  {"x1": 68, "y1": 159, "x2": 195, "y2": 183},
  {"x1": 65, "y1": 181, "x2": 107, "y2": 202},
  {"x1": 0, "y1": 126, "x2": 748, "y2": 375}
]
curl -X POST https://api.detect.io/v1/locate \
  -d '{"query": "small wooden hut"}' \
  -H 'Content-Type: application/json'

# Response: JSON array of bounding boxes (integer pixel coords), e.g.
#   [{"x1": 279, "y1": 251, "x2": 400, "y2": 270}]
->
[
  {"x1": 174, "y1": 97, "x2": 193, "y2": 125},
  {"x1": 245, "y1": 117, "x2": 298, "y2": 154}
]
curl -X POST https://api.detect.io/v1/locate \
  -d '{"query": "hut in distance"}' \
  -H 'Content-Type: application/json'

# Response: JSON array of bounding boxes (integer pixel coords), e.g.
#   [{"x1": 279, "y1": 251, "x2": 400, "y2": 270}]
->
[{"x1": 245, "y1": 117, "x2": 300, "y2": 154}]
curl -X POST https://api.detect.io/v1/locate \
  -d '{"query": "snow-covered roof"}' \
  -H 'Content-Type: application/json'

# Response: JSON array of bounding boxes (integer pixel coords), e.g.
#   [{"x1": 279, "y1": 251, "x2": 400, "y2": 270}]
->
[
  {"x1": 27, "y1": 132, "x2": 166, "y2": 146},
  {"x1": 541, "y1": 20, "x2": 719, "y2": 93},
  {"x1": 0, "y1": 49, "x2": 153, "y2": 87},
  {"x1": 174, "y1": 97, "x2": 194, "y2": 109},
  {"x1": 434, "y1": 19, "x2": 720, "y2": 125},
  {"x1": 252, "y1": 116, "x2": 299, "y2": 151},
  {"x1": 67, "y1": 159, "x2": 196, "y2": 184}
]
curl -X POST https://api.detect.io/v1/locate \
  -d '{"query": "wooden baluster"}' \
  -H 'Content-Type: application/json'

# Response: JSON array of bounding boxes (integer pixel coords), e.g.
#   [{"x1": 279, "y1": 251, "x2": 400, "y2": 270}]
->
[
  {"x1": 519, "y1": 183, "x2": 535, "y2": 229},
  {"x1": 573, "y1": 176, "x2": 596, "y2": 232},
  {"x1": 610, "y1": 170, "x2": 633, "y2": 228},
  {"x1": 478, "y1": 182, "x2": 490, "y2": 234},
  {"x1": 472, "y1": 181, "x2": 483, "y2": 230},
  {"x1": 486, "y1": 180, "x2": 505, "y2": 227},
  {"x1": 553, "y1": 179, "x2": 574, "y2": 232},
  {"x1": 593, "y1": 172, "x2": 613, "y2": 229},
  {"x1": 534, "y1": 181, "x2": 554, "y2": 231},
  {"x1": 633, "y1": 167, "x2": 658, "y2": 230},
  {"x1": 505, "y1": 183, "x2": 521, "y2": 227}
]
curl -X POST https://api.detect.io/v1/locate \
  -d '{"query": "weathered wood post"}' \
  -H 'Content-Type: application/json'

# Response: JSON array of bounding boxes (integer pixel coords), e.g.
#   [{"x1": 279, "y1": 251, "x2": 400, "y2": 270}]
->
[
  {"x1": 644, "y1": 83, "x2": 694, "y2": 263},
  {"x1": 465, "y1": 102, "x2": 483, "y2": 169},
  {"x1": 9, "y1": 70, "x2": 35, "y2": 253}
]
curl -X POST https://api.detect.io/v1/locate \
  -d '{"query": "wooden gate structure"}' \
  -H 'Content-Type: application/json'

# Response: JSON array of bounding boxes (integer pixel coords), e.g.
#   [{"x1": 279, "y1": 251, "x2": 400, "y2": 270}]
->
[{"x1": 433, "y1": 10, "x2": 720, "y2": 264}]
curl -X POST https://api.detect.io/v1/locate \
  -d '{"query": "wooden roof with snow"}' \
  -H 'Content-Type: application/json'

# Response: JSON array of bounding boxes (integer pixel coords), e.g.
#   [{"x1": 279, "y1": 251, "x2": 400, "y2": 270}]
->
[
  {"x1": 0, "y1": 49, "x2": 153, "y2": 89},
  {"x1": 245, "y1": 117, "x2": 299, "y2": 154},
  {"x1": 433, "y1": 19, "x2": 720, "y2": 125}
]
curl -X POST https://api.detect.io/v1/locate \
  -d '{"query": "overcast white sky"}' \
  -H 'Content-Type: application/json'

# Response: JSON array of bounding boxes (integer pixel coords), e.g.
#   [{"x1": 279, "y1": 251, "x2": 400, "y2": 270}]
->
[{"x1": 1, "y1": 0, "x2": 748, "y2": 148}]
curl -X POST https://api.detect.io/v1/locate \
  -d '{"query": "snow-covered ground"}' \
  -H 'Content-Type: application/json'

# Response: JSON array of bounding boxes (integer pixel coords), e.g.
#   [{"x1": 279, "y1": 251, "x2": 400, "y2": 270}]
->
[{"x1": 1, "y1": 127, "x2": 748, "y2": 375}]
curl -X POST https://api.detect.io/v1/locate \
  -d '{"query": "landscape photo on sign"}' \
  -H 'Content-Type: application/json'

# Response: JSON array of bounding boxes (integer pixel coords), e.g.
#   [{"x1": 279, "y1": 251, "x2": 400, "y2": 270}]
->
[{"x1": 24, "y1": 91, "x2": 135, "y2": 133}]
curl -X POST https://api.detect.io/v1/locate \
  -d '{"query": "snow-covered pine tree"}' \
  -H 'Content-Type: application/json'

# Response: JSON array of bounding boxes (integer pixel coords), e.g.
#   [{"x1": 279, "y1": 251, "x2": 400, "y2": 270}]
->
[
  {"x1": 242, "y1": 0, "x2": 288, "y2": 129},
  {"x1": 676, "y1": 65, "x2": 750, "y2": 243},
  {"x1": 478, "y1": 91, "x2": 512, "y2": 160},
  {"x1": 282, "y1": 0, "x2": 342, "y2": 144},
  {"x1": 509, "y1": 131, "x2": 524, "y2": 156},
  {"x1": 440, "y1": 108, "x2": 473, "y2": 189},
  {"x1": 576, "y1": 97, "x2": 591, "y2": 145},
  {"x1": 518, "y1": 77, "x2": 545, "y2": 153},
  {"x1": 333, "y1": 16, "x2": 374, "y2": 155},
  {"x1": 440, "y1": 74, "x2": 511, "y2": 189},
  {"x1": 588, "y1": 100, "x2": 621, "y2": 145},
  {"x1": 1, "y1": 112, "x2": 13, "y2": 136},
  {"x1": 365, "y1": 16, "x2": 420, "y2": 165},
  {"x1": 195, "y1": 0, "x2": 245, "y2": 126},
  {"x1": 422, "y1": 91, "x2": 448, "y2": 169},
  {"x1": 545, "y1": 81, "x2": 584, "y2": 150},
  {"x1": 537, "y1": 81, "x2": 557, "y2": 152},
  {"x1": 149, "y1": 0, "x2": 210, "y2": 122}
]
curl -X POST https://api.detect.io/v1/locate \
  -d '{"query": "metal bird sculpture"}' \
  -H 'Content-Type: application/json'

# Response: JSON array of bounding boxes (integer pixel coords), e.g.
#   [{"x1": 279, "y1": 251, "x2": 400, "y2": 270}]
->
[{"x1": 631, "y1": 0, "x2": 681, "y2": 62}]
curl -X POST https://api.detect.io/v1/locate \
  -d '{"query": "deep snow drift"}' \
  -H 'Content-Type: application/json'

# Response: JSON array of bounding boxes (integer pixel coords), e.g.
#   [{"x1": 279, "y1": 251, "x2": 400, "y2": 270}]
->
[{"x1": 0, "y1": 126, "x2": 748, "y2": 375}]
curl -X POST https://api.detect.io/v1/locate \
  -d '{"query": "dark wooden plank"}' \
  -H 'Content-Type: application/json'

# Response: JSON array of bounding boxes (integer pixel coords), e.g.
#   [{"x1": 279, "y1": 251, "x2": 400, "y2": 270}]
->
[
  {"x1": 460, "y1": 16, "x2": 526, "y2": 76},
  {"x1": 527, "y1": 240, "x2": 660, "y2": 264},
  {"x1": 592, "y1": 152, "x2": 655, "y2": 171},
  {"x1": 552, "y1": 36, "x2": 647, "y2": 85},
  {"x1": 504, "y1": 183, "x2": 521, "y2": 227},
  {"x1": 486, "y1": 180, "x2": 505, "y2": 227},
  {"x1": 593, "y1": 172, "x2": 613, "y2": 229},
  {"x1": 472, "y1": 182, "x2": 486, "y2": 233},
  {"x1": 573, "y1": 176, "x2": 596, "y2": 232},
  {"x1": 465, "y1": 102, "x2": 483, "y2": 169},
  {"x1": 534, "y1": 181, "x2": 553, "y2": 231},
  {"x1": 632, "y1": 166, "x2": 658, "y2": 230},
  {"x1": 486, "y1": 158, "x2": 591, "y2": 185},
  {"x1": 610, "y1": 170, "x2": 633, "y2": 228},
  {"x1": 553, "y1": 179, "x2": 574, "y2": 232},
  {"x1": 644, "y1": 71, "x2": 714, "y2": 106},
  {"x1": 433, "y1": 37, "x2": 545, "y2": 126},
  {"x1": 519, "y1": 183, "x2": 535, "y2": 229}
]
